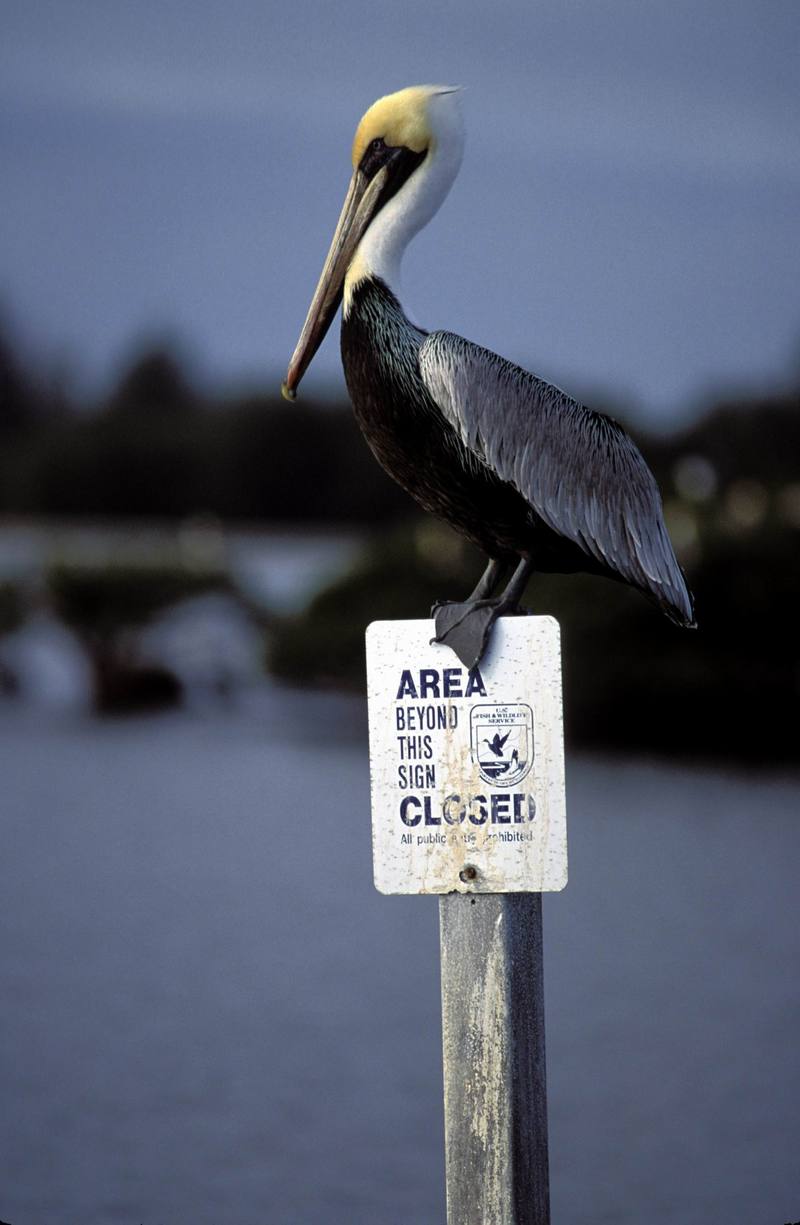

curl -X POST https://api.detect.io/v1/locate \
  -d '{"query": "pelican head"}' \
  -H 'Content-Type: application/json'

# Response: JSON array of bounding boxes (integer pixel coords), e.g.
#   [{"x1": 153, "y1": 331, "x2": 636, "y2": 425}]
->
[{"x1": 282, "y1": 84, "x2": 463, "y2": 399}]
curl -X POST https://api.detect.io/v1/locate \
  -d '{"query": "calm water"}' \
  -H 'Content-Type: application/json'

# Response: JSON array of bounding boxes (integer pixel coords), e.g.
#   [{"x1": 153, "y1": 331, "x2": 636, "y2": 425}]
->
[{"x1": 1, "y1": 695, "x2": 798, "y2": 1225}]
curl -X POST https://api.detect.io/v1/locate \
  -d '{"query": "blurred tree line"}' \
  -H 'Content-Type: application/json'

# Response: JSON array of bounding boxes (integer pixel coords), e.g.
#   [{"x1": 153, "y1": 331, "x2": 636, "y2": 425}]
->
[
  {"x1": 1, "y1": 320, "x2": 799, "y2": 762},
  {"x1": 0, "y1": 329, "x2": 409, "y2": 522},
  {"x1": 1, "y1": 321, "x2": 798, "y2": 532}
]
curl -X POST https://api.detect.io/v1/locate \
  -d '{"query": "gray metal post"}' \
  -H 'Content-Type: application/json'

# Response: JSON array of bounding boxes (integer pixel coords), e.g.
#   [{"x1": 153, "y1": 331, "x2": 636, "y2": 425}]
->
[{"x1": 439, "y1": 892, "x2": 549, "y2": 1225}]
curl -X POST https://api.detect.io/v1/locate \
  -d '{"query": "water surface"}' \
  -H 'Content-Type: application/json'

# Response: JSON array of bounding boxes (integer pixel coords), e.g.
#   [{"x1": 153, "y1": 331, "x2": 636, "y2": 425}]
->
[{"x1": 1, "y1": 698, "x2": 798, "y2": 1224}]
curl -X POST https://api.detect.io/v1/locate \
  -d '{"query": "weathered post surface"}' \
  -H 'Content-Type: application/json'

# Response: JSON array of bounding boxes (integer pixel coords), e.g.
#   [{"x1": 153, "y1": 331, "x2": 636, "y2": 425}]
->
[
  {"x1": 440, "y1": 893, "x2": 548, "y2": 1225},
  {"x1": 365, "y1": 617, "x2": 565, "y2": 1225}
]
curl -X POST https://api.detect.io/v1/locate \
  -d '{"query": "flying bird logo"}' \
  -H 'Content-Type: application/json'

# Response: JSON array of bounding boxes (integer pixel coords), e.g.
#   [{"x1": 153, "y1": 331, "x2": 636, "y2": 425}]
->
[{"x1": 471, "y1": 704, "x2": 533, "y2": 787}]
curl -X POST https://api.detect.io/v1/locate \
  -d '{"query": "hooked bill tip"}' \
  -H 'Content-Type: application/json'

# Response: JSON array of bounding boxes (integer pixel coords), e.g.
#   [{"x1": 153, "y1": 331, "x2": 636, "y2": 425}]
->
[{"x1": 280, "y1": 380, "x2": 297, "y2": 402}]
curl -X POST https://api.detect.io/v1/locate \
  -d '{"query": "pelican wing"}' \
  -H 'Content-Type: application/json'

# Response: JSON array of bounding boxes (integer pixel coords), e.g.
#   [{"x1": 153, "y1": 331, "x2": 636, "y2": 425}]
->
[{"x1": 419, "y1": 331, "x2": 694, "y2": 624}]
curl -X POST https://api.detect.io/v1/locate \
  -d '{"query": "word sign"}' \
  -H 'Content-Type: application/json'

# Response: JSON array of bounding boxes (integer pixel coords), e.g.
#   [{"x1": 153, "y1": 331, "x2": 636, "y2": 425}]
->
[{"x1": 366, "y1": 617, "x2": 568, "y2": 894}]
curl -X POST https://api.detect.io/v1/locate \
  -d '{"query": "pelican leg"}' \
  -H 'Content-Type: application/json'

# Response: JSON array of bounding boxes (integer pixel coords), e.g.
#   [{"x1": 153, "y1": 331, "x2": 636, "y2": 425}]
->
[
  {"x1": 467, "y1": 557, "x2": 506, "y2": 602},
  {"x1": 432, "y1": 558, "x2": 533, "y2": 670},
  {"x1": 495, "y1": 556, "x2": 533, "y2": 613},
  {"x1": 430, "y1": 558, "x2": 505, "y2": 617}
]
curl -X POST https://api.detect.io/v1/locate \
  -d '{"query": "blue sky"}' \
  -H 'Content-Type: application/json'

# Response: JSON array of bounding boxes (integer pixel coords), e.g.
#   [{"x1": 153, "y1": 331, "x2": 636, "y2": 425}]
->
[{"x1": 1, "y1": 0, "x2": 799, "y2": 422}]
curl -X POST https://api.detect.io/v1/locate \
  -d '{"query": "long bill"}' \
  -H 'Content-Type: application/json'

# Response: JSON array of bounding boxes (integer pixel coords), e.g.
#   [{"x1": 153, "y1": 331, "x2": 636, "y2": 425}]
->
[{"x1": 282, "y1": 163, "x2": 391, "y2": 400}]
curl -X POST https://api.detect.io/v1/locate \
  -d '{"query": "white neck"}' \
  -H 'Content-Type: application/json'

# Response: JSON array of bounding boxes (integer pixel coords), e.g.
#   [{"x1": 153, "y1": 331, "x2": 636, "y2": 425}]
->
[{"x1": 344, "y1": 94, "x2": 464, "y2": 313}]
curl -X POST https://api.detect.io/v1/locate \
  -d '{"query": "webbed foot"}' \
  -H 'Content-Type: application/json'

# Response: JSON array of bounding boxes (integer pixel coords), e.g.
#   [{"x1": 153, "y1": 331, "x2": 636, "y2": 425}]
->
[
  {"x1": 432, "y1": 600, "x2": 503, "y2": 670},
  {"x1": 431, "y1": 558, "x2": 534, "y2": 670}
]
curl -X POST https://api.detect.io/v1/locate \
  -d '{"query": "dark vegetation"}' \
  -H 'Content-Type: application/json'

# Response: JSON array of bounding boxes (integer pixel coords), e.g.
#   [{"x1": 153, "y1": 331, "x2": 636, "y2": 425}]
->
[
  {"x1": 1, "y1": 322, "x2": 799, "y2": 762},
  {"x1": 269, "y1": 518, "x2": 799, "y2": 766},
  {"x1": 0, "y1": 341, "x2": 409, "y2": 523}
]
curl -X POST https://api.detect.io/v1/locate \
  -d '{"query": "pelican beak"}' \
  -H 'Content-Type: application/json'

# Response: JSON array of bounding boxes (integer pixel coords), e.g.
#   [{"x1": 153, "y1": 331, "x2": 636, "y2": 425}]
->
[{"x1": 282, "y1": 160, "x2": 395, "y2": 400}]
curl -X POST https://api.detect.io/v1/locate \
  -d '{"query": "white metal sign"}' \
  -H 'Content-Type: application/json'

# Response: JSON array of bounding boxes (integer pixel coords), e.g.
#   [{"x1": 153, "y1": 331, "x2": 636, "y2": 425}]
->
[{"x1": 365, "y1": 617, "x2": 568, "y2": 894}]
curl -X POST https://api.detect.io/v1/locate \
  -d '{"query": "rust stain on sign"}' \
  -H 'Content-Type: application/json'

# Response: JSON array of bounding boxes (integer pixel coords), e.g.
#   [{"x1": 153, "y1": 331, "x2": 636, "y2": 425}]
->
[{"x1": 366, "y1": 617, "x2": 568, "y2": 895}]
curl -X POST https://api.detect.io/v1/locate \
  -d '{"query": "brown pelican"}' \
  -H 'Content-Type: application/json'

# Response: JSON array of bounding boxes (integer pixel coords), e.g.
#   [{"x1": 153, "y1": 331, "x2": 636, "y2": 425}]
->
[{"x1": 283, "y1": 85, "x2": 694, "y2": 667}]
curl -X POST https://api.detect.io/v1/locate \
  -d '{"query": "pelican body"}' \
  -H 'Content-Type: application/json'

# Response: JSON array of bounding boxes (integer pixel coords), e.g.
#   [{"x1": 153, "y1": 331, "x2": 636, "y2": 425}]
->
[{"x1": 284, "y1": 86, "x2": 694, "y2": 667}]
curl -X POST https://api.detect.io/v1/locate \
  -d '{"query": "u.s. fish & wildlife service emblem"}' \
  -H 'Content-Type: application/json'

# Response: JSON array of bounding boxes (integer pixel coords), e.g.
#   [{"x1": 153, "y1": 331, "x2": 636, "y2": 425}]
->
[{"x1": 470, "y1": 703, "x2": 534, "y2": 787}]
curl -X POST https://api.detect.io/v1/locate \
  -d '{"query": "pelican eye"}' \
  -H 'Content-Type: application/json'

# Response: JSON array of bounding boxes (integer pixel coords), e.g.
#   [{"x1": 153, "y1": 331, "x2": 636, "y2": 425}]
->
[{"x1": 359, "y1": 136, "x2": 391, "y2": 179}]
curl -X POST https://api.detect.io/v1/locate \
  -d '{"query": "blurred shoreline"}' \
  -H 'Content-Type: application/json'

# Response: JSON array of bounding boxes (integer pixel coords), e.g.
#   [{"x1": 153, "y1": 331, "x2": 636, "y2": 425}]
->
[
  {"x1": 0, "y1": 515, "x2": 363, "y2": 612},
  {"x1": 2, "y1": 333, "x2": 799, "y2": 765}
]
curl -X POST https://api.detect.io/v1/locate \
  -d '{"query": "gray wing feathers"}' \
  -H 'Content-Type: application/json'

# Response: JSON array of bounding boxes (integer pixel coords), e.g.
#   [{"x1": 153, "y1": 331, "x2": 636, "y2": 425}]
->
[{"x1": 419, "y1": 331, "x2": 693, "y2": 623}]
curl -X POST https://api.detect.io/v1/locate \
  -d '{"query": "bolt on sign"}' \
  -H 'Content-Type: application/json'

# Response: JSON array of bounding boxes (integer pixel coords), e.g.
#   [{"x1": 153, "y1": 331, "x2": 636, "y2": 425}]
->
[{"x1": 366, "y1": 617, "x2": 568, "y2": 894}]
